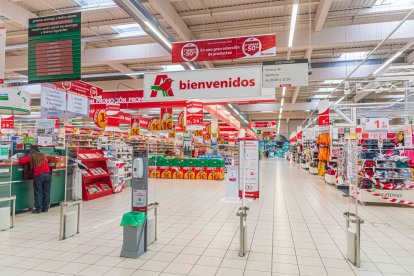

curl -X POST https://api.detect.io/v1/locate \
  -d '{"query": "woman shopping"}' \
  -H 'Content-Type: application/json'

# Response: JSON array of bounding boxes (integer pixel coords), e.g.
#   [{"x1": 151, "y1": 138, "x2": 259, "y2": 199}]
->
[{"x1": 18, "y1": 150, "x2": 52, "y2": 213}]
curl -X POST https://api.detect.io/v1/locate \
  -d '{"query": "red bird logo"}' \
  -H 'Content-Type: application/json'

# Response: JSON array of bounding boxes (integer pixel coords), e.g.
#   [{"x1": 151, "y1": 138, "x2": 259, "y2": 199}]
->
[{"x1": 150, "y1": 75, "x2": 174, "y2": 97}]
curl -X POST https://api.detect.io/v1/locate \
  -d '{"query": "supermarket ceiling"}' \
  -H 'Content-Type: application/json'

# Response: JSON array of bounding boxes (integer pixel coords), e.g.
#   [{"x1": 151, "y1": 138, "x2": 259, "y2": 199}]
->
[{"x1": 2, "y1": 0, "x2": 414, "y2": 126}]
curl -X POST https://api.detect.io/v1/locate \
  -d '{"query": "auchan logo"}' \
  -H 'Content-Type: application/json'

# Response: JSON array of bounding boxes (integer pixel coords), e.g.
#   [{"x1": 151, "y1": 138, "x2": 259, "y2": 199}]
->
[{"x1": 150, "y1": 74, "x2": 174, "y2": 97}]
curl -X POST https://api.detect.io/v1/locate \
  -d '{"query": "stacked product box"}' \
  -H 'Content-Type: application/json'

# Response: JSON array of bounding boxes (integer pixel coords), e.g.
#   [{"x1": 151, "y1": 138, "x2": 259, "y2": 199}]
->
[{"x1": 148, "y1": 157, "x2": 225, "y2": 180}]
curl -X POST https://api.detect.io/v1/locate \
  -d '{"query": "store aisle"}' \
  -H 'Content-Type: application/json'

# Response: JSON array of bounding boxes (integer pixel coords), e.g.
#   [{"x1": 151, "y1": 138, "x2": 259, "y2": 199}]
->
[{"x1": 1, "y1": 160, "x2": 414, "y2": 276}]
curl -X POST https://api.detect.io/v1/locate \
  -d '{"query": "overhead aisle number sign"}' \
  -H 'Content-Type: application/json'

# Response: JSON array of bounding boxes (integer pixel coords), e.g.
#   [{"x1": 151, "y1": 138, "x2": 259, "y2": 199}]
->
[
  {"x1": 262, "y1": 59, "x2": 309, "y2": 88},
  {"x1": 28, "y1": 12, "x2": 81, "y2": 83}
]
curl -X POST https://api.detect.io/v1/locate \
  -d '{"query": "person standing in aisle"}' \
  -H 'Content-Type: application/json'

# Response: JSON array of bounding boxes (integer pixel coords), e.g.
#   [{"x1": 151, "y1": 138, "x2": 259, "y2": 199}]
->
[{"x1": 18, "y1": 150, "x2": 52, "y2": 213}]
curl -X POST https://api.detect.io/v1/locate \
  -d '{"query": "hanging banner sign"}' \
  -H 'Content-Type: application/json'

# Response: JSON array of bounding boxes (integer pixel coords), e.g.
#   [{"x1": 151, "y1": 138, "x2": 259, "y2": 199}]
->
[
  {"x1": 1, "y1": 116, "x2": 14, "y2": 134},
  {"x1": 140, "y1": 118, "x2": 150, "y2": 130},
  {"x1": 148, "y1": 118, "x2": 160, "y2": 131},
  {"x1": 239, "y1": 139, "x2": 260, "y2": 199},
  {"x1": 131, "y1": 115, "x2": 140, "y2": 136},
  {"x1": 35, "y1": 119, "x2": 55, "y2": 136},
  {"x1": 65, "y1": 125, "x2": 75, "y2": 134},
  {"x1": 178, "y1": 111, "x2": 186, "y2": 129},
  {"x1": 362, "y1": 117, "x2": 389, "y2": 133},
  {"x1": 160, "y1": 107, "x2": 173, "y2": 131},
  {"x1": 41, "y1": 84, "x2": 66, "y2": 118},
  {"x1": 262, "y1": 59, "x2": 309, "y2": 88},
  {"x1": 144, "y1": 66, "x2": 265, "y2": 101},
  {"x1": 56, "y1": 80, "x2": 103, "y2": 98},
  {"x1": 105, "y1": 103, "x2": 120, "y2": 131},
  {"x1": 28, "y1": 12, "x2": 81, "y2": 83},
  {"x1": 186, "y1": 101, "x2": 203, "y2": 131},
  {"x1": 119, "y1": 112, "x2": 132, "y2": 125},
  {"x1": 92, "y1": 108, "x2": 106, "y2": 129},
  {"x1": 248, "y1": 121, "x2": 276, "y2": 128},
  {"x1": 67, "y1": 92, "x2": 89, "y2": 117},
  {"x1": 318, "y1": 100, "x2": 330, "y2": 129},
  {"x1": 172, "y1": 34, "x2": 276, "y2": 63},
  {"x1": 0, "y1": 27, "x2": 5, "y2": 85}
]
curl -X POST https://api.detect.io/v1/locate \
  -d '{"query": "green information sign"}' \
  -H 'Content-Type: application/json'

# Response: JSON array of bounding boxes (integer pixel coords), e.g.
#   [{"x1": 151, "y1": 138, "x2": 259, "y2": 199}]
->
[{"x1": 28, "y1": 12, "x2": 81, "y2": 83}]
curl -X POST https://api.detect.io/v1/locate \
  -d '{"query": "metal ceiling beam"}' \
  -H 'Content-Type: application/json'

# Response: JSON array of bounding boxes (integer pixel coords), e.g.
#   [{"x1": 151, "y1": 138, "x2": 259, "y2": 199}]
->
[
  {"x1": 175, "y1": 1, "x2": 319, "y2": 20},
  {"x1": 0, "y1": 0, "x2": 36, "y2": 27},
  {"x1": 292, "y1": 87, "x2": 301, "y2": 105},
  {"x1": 314, "y1": 0, "x2": 332, "y2": 31},
  {"x1": 405, "y1": 50, "x2": 414, "y2": 63},
  {"x1": 6, "y1": 43, "x2": 170, "y2": 71},
  {"x1": 108, "y1": 63, "x2": 139, "y2": 79},
  {"x1": 189, "y1": 20, "x2": 414, "y2": 52}
]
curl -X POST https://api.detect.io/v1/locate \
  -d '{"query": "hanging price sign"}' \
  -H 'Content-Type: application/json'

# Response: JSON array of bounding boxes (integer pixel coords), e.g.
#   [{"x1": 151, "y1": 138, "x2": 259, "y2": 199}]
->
[{"x1": 363, "y1": 117, "x2": 389, "y2": 133}]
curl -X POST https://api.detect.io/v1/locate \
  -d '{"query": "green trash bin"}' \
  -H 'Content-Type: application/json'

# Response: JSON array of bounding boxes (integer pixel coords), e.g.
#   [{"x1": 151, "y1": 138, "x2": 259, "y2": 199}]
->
[{"x1": 120, "y1": 212, "x2": 147, "y2": 258}]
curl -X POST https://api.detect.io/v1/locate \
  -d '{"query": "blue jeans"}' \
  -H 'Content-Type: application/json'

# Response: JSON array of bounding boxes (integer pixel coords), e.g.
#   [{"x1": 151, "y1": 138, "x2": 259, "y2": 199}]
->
[{"x1": 33, "y1": 173, "x2": 52, "y2": 211}]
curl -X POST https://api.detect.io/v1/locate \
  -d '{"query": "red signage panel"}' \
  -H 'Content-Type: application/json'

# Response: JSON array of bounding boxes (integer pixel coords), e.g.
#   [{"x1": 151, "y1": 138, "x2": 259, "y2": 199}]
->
[
  {"x1": 172, "y1": 34, "x2": 276, "y2": 63},
  {"x1": 248, "y1": 121, "x2": 276, "y2": 128}
]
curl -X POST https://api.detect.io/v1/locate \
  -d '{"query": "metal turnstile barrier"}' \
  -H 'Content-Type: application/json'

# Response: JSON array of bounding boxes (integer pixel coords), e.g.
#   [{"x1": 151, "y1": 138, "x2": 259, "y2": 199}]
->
[
  {"x1": 147, "y1": 202, "x2": 159, "y2": 242},
  {"x1": 59, "y1": 200, "x2": 82, "y2": 240},
  {"x1": 0, "y1": 195, "x2": 16, "y2": 229},
  {"x1": 343, "y1": 212, "x2": 364, "y2": 267},
  {"x1": 237, "y1": 206, "x2": 249, "y2": 257}
]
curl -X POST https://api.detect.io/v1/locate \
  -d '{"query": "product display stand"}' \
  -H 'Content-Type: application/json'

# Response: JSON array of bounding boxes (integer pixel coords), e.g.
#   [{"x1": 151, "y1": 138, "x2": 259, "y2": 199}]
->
[{"x1": 77, "y1": 149, "x2": 113, "y2": 200}]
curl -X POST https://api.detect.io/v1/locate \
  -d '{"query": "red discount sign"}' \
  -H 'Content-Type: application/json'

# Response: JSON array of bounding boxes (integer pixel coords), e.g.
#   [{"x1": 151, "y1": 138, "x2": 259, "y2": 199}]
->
[
  {"x1": 172, "y1": 34, "x2": 276, "y2": 63},
  {"x1": 248, "y1": 121, "x2": 276, "y2": 128},
  {"x1": 1, "y1": 115, "x2": 14, "y2": 133},
  {"x1": 186, "y1": 101, "x2": 203, "y2": 131}
]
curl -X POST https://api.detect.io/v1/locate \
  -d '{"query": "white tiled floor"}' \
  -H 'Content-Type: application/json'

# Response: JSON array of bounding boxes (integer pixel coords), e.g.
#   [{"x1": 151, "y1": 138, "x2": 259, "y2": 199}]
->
[{"x1": 1, "y1": 159, "x2": 414, "y2": 275}]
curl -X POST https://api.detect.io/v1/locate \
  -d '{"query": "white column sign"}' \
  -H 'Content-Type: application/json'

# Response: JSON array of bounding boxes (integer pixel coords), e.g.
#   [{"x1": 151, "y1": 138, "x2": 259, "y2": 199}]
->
[{"x1": 239, "y1": 140, "x2": 259, "y2": 199}]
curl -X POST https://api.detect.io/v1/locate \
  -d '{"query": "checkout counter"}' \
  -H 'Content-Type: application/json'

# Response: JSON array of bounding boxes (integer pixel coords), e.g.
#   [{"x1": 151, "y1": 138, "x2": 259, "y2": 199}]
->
[{"x1": 0, "y1": 146, "x2": 66, "y2": 212}]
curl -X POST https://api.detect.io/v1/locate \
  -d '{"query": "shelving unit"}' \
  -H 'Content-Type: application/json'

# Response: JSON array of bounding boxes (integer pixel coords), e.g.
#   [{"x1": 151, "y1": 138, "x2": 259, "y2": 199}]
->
[
  {"x1": 357, "y1": 137, "x2": 414, "y2": 205},
  {"x1": 76, "y1": 149, "x2": 113, "y2": 200}
]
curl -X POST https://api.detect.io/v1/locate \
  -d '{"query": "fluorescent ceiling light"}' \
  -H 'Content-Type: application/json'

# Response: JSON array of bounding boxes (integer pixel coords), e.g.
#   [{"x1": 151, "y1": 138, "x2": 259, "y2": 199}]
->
[
  {"x1": 375, "y1": 0, "x2": 414, "y2": 6},
  {"x1": 312, "y1": 95, "x2": 329, "y2": 99},
  {"x1": 340, "y1": 51, "x2": 369, "y2": 61},
  {"x1": 74, "y1": 0, "x2": 115, "y2": 8},
  {"x1": 373, "y1": 51, "x2": 403, "y2": 75},
  {"x1": 282, "y1": 87, "x2": 286, "y2": 96},
  {"x1": 188, "y1": 63, "x2": 196, "y2": 70},
  {"x1": 279, "y1": 107, "x2": 283, "y2": 113},
  {"x1": 112, "y1": 23, "x2": 146, "y2": 35},
  {"x1": 334, "y1": 96, "x2": 345, "y2": 105},
  {"x1": 280, "y1": 98, "x2": 285, "y2": 107},
  {"x1": 317, "y1": 87, "x2": 335, "y2": 93},
  {"x1": 162, "y1": 65, "x2": 185, "y2": 71},
  {"x1": 288, "y1": 0, "x2": 299, "y2": 48},
  {"x1": 261, "y1": 111, "x2": 274, "y2": 113},
  {"x1": 144, "y1": 21, "x2": 172, "y2": 49},
  {"x1": 322, "y1": 79, "x2": 343, "y2": 85},
  {"x1": 278, "y1": 113, "x2": 282, "y2": 119}
]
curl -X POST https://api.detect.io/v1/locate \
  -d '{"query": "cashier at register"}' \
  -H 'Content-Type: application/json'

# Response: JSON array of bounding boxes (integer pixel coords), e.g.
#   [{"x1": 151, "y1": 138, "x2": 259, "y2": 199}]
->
[{"x1": 18, "y1": 150, "x2": 52, "y2": 213}]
